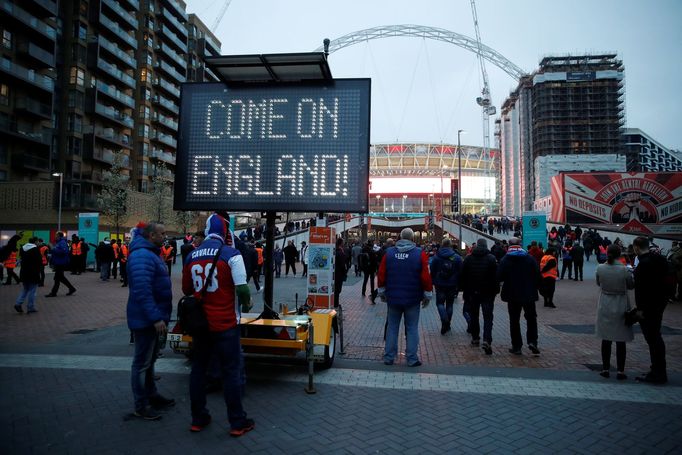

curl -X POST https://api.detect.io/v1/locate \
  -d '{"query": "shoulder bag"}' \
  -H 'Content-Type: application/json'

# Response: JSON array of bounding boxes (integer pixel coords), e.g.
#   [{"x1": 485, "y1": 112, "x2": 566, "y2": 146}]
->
[{"x1": 177, "y1": 245, "x2": 223, "y2": 336}]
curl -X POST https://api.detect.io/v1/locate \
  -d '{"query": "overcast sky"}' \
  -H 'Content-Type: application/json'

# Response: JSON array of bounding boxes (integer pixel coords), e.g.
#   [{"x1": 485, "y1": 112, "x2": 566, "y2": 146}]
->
[{"x1": 185, "y1": 0, "x2": 682, "y2": 150}]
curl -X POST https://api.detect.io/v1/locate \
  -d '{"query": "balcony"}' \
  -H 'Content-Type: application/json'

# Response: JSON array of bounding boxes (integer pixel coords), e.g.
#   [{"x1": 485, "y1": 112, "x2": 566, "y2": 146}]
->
[
  {"x1": 12, "y1": 153, "x2": 50, "y2": 172},
  {"x1": 153, "y1": 112, "x2": 178, "y2": 131},
  {"x1": 85, "y1": 125, "x2": 132, "y2": 150},
  {"x1": 101, "y1": 0, "x2": 138, "y2": 29},
  {"x1": 99, "y1": 14, "x2": 137, "y2": 50},
  {"x1": 0, "y1": 0, "x2": 56, "y2": 41},
  {"x1": 153, "y1": 94, "x2": 179, "y2": 115},
  {"x1": 151, "y1": 149, "x2": 176, "y2": 165},
  {"x1": 156, "y1": 24, "x2": 187, "y2": 53},
  {"x1": 156, "y1": 42, "x2": 185, "y2": 69},
  {"x1": 16, "y1": 40, "x2": 55, "y2": 68},
  {"x1": 122, "y1": 0, "x2": 140, "y2": 11},
  {"x1": 203, "y1": 36, "x2": 220, "y2": 56},
  {"x1": 160, "y1": 7, "x2": 187, "y2": 38},
  {"x1": 152, "y1": 130, "x2": 177, "y2": 148},
  {"x1": 15, "y1": 96, "x2": 52, "y2": 120},
  {"x1": 0, "y1": 58, "x2": 54, "y2": 92},
  {"x1": 94, "y1": 103, "x2": 134, "y2": 128},
  {"x1": 96, "y1": 81, "x2": 135, "y2": 109},
  {"x1": 153, "y1": 76, "x2": 180, "y2": 98},
  {"x1": 96, "y1": 59, "x2": 136, "y2": 90},
  {"x1": 26, "y1": 0, "x2": 58, "y2": 17},
  {"x1": 0, "y1": 116, "x2": 51, "y2": 146},
  {"x1": 154, "y1": 59, "x2": 186, "y2": 84},
  {"x1": 98, "y1": 36, "x2": 136, "y2": 69},
  {"x1": 161, "y1": 0, "x2": 187, "y2": 21}
]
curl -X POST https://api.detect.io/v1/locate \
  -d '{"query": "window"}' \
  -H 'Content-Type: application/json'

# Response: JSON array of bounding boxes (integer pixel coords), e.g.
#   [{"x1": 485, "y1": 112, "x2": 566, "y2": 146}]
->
[
  {"x1": 68, "y1": 114, "x2": 83, "y2": 133},
  {"x1": 139, "y1": 179, "x2": 148, "y2": 192},
  {"x1": 0, "y1": 83, "x2": 8, "y2": 106},
  {"x1": 139, "y1": 105, "x2": 150, "y2": 119},
  {"x1": 138, "y1": 142, "x2": 149, "y2": 156},
  {"x1": 67, "y1": 90, "x2": 84, "y2": 109},
  {"x1": 138, "y1": 124, "x2": 149, "y2": 138},
  {"x1": 68, "y1": 136, "x2": 82, "y2": 156},
  {"x1": 2, "y1": 30, "x2": 11, "y2": 49},
  {"x1": 74, "y1": 22, "x2": 87, "y2": 40},
  {"x1": 0, "y1": 170, "x2": 6, "y2": 181},
  {"x1": 142, "y1": 160, "x2": 149, "y2": 176},
  {"x1": 69, "y1": 67, "x2": 85, "y2": 86},
  {"x1": 140, "y1": 68, "x2": 148, "y2": 83},
  {"x1": 141, "y1": 87, "x2": 151, "y2": 101},
  {"x1": 71, "y1": 43, "x2": 86, "y2": 64}
]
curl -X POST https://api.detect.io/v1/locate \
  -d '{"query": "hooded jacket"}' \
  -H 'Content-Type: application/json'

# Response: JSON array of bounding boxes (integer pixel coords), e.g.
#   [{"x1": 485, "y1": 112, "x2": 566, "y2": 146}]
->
[
  {"x1": 497, "y1": 245, "x2": 540, "y2": 303},
  {"x1": 430, "y1": 247, "x2": 462, "y2": 289},
  {"x1": 377, "y1": 239, "x2": 433, "y2": 307},
  {"x1": 50, "y1": 237, "x2": 70, "y2": 266},
  {"x1": 19, "y1": 242, "x2": 42, "y2": 284},
  {"x1": 460, "y1": 245, "x2": 498, "y2": 299},
  {"x1": 126, "y1": 235, "x2": 172, "y2": 330}
]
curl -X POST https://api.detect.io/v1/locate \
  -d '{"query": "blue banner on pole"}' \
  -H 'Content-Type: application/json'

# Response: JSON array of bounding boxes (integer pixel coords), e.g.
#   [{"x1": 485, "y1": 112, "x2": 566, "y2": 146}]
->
[
  {"x1": 522, "y1": 211, "x2": 547, "y2": 249},
  {"x1": 78, "y1": 213, "x2": 99, "y2": 268}
]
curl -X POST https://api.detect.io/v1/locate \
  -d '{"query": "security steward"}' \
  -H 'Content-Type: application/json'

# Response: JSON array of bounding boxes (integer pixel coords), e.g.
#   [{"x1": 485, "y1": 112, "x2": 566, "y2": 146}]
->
[{"x1": 120, "y1": 240, "x2": 129, "y2": 287}]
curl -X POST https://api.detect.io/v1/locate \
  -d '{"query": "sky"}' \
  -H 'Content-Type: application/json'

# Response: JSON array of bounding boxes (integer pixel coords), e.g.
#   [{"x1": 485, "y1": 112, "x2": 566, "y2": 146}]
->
[{"x1": 185, "y1": 0, "x2": 682, "y2": 150}]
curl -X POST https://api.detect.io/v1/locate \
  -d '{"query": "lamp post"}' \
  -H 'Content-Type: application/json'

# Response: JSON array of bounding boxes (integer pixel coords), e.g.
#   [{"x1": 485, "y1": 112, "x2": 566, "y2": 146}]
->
[
  {"x1": 375, "y1": 194, "x2": 381, "y2": 212},
  {"x1": 402, "y1": 194, "x2": 407, "y2": 213},
  {"x1": 457, "y1": 130, "x2": 465, "y2": 248},
  {"x1": 52, "y1": 172, "x2": 63, "y2": 232},
  {"x1": 440, "y1": 164, "x2": 448, "y2": 219}
]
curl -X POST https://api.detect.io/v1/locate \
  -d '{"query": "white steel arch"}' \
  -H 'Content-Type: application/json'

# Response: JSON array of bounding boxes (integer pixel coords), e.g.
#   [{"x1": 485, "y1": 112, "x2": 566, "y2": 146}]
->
[{"x1": 314, "y1": 24, "x2": 526, "y2": 80}]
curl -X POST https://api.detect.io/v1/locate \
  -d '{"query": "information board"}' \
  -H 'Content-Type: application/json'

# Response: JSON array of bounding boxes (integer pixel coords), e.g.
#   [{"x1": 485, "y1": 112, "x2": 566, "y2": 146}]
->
[{"x1": 174, "y1": 80, "x2": 371, "y2": 212}]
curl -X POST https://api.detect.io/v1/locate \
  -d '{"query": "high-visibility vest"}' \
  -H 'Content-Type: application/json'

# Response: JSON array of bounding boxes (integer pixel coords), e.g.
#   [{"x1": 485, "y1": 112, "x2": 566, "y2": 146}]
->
[
  {"x1": 4, "y1": 251, "x2": 17, "y2": 269},
  {"x1": 256, "y1": 247, "x2": 264, "y2": 266},
  {"x1": 71, "y1": 241, "x2": 82, "y2": 256},
  {"x1": 120, "y1": 244, "x2": 129, "y2": 263},
  {"x1": 540, "y1": 254, "x2": 558, "y2": 279},
  {"x1": 160, "y1": 245, "x2": 172, "y2": 262},
  {"x1": 112, "y1": 243, "x2": 120, "y2": 259},
  {"x1": 39, "y1": 245, "x2": 49, "y2": 265}
]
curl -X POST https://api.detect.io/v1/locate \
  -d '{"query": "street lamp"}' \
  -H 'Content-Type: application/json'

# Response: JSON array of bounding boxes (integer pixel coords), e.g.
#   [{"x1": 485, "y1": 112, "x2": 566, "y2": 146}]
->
[
  {"x1": 440, "y1": 164, "x2": 448, "y2": 218},
  {"x1": 52, "y1": 172, "x2": 63, "y2": 232},
  {"x1": 402, "y1": 194, "x2": 407, "y2": 213},
  {"x1": 457, "y1": 130, "x2": 466, "y2": 248}
]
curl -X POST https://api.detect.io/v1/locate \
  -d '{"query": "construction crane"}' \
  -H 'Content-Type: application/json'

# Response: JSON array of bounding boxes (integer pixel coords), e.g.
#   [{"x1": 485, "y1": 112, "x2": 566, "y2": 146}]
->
[
  {"x1": 470, "y1": 0, "x2": 496, "y2": 214},
  {"x1": 211, "y1": 0, "x2": 233, "y2": 32}
]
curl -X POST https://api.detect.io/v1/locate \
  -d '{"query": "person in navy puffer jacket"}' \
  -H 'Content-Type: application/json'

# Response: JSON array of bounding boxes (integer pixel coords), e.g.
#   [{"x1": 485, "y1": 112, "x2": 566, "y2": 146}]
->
[
  {"x1": 45, "y1": 232, "x2": 76, "y2": 297},
  {"x1": 126, "y1": 222, "x2": 174, "y2": 420},
  {"x1": 429, "y1": 238, "x2": 462, "y2": 335}
]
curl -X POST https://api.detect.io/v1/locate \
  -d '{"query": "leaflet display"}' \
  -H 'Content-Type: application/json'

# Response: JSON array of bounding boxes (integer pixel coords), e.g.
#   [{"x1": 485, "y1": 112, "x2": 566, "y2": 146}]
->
[{"x1": 174, "y1": 80, "x2": 371, "y2": 212}]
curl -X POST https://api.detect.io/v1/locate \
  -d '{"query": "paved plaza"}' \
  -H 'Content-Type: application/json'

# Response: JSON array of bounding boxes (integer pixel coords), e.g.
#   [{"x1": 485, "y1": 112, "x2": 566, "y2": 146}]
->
[{"x1": 1, "y1": 258, "x2": 682, "y2": 453}]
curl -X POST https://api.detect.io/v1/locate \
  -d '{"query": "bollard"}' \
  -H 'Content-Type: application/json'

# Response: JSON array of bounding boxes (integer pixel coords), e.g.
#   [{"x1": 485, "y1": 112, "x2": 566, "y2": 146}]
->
[
  {"x1": 304, "y1": 318, "x2": 316, "y2": 394},
  {"x1": 338, "y1": 304, "x2": 345, "y2": 355}
]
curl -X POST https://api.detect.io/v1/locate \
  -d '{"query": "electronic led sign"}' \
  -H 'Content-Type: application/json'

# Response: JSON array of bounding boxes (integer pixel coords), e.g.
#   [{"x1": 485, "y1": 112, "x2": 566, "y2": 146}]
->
[{"x1": 174, "y1": 80, "x2": 371, "y2": 212}]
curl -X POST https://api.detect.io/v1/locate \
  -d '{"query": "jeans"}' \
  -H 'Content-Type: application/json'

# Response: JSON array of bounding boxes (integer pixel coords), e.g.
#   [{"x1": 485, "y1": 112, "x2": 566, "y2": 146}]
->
[
  {"x1": 362, "y1": 271, "x2": 375, "y2": 296},
  {"x1": 190, "y1": 327, "x2": 248, "y2": 428},
  {"x1": 560, "y1": 259, "x2": 573, "y2": 279},
  {"x1": 16, "y1": 283, "x2": 38, "y2": 311},
  {"x1": 120, "y1": 261, "x2": 128, "y2": 286},
  {"x1": 435, "y1": 286, "x2": 457, "y2": 323},
  {"x1": 50, "y1": 264, "x2": 75, "y2": 295},
  {"x1": 302, "y1": 262, "x2": 308, "y2": 277},
  {"x1": 467, "y1": 294, "x2": 495, "y2": 343},
  {"x1": 640, "y1": 310, "x2": 667, "y2": 378},
  {"x1": 507, "y1": 300, "x2": 538, "y2": 349},
  {"x1": 384, "y1": 304, "x2": 421, "y2": 365},
  {"x1": 573, "y1": 262, "x2": 583, "y2": 280},
  {"x1": 274, "y1": 262, "x2": 282, "y2": 277},
  {"x1": 131, "y1": 327, "x2": 161, "y2": 411},
  {"x1": 112, "y1": 259, "x2": 119, "y2": 278},
  {"x1": 100, "y1": 262, "x2": 111, "y2": 281}
]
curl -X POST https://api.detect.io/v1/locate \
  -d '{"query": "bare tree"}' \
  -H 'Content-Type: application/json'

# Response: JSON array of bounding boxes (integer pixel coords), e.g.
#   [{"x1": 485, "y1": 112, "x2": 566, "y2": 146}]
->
[
  {"x1": 147, "y1": 162, "x2": 173, "y2": 224},
  {"x1": 174, "y1": 210, "x2": 196, "y2": 235},
  {"x1": 97, "y1": 151, "x2": 131, "y2": 238}
]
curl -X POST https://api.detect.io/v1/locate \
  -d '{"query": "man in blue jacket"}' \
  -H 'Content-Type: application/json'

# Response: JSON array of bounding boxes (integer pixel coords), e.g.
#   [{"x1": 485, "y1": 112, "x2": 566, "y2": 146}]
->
[
  {"x1": 497, "y1": 237, "x2": 541, "y2": 356},
  {"x1": 45, "y1": 232, "x2": 76, "y2": 297},
  {"x1": 126, "y1": 222, "x2": 174, "y2": 420},
  {"x1": 429, "y1": 238, "x2": 462, "y2": 335}
]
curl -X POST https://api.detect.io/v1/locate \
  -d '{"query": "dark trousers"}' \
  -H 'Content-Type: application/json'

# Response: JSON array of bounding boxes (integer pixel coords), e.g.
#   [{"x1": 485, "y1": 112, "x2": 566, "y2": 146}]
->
[
  {"x1": 252, "y1": 269, "x2": 261, "y2": 291},
  {"x1": 50, "y1": 264, "x2": 75, "y2": 295},
  {"x1": 190, "y1": 327, "x2": 248, "y2": 428},
  {"x1": 507, "y1": 300, "x2": 538, "y2": 349},
  {"x1": 540, "y1": 277, "x2": 556, "y2": 306},
  {"x1": 285, "y1": 261, "x2": 296, "y2": 276},
  {"x1": 601, "y1": 340, "x2": 626, "y2": 372},
  {"x1": 334, "y1": 280, "x2": 343, "y2": 308},
  {"x1": 640, "y1": 310, "x2": 667, "y2": 378},
  {"x1": 573, "y1": 262, "x2": 584, "y2": 280},
  {"x1": 4, "y1": 268, "x2": 20, "y2": 284},
  {"x1": 560, "y1": 259, "x2": 573, "y2": 279},
  {"x1": 112, "y1": 259, "x2": 119, "y2": 278},
  {"x1": 362, "y1": 271, "x2": 375, "y2": 295},
  {"x1": 302, "y1": 262, "x2": 308, "y2": 277},
  {"x1": 120, "y1": 261, "x2": 128, "y2": 286},
  {"x1": 39, "y1": 265, "x2": 45, "y2": 286},
  {"x1": 467, "y1": 295, "x2": 495, "y2": 343},
  {"x1": 274, "y1": 262, "x2": 282, "y2": 277},
  {"x1": 166, "y1": 261, "x2": 172, "y2": 276}
]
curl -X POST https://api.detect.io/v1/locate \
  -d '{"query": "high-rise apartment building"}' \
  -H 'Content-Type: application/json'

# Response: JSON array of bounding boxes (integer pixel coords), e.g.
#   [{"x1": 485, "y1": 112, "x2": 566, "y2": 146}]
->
[{"x1": 0, "y1": 0, "x2": 222, "y2": 230}]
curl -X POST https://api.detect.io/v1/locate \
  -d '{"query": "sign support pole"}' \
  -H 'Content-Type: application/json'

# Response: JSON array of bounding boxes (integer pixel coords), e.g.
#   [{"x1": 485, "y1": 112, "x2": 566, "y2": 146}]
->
[{"x1": 260, "y1": 211, "x2": 277, "y2": 320}]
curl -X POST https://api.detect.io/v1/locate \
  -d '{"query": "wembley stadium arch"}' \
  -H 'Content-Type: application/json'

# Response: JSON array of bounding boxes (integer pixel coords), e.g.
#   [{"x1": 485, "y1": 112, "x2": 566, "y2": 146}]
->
[{"x1": 315, "y1": 25, "x2": 527, "y2": 215}]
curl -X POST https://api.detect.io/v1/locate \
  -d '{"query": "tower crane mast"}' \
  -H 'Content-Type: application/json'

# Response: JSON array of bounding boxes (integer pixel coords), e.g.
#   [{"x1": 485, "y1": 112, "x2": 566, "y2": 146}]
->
[
  {"x1": 211, "y1": 0, "x2": 233, "y2": 32},
  {"x1": 470, "y1": 0, "x2": 496, "y2": 213}
]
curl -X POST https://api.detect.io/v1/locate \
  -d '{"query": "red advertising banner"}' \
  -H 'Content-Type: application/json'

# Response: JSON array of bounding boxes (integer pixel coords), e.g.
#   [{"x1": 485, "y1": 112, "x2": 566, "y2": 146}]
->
[{"x1": 554, "y1": 172, "x2": 682, "y2": 236}]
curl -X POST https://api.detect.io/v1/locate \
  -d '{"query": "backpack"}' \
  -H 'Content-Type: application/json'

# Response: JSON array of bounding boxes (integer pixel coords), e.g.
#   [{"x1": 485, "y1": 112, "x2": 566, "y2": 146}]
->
[
  {"x1": 438, "y1": 255, "x2": 457, "y2": 281},
  {"x1": 358, "y1": 252, "x2": 369, "y2": 270}
]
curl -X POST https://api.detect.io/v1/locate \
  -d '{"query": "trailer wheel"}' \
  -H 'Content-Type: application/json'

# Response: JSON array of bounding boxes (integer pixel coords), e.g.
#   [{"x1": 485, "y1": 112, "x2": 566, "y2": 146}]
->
[{"x1": 320, "y1": 324, "x2": 337, "y2": 369}]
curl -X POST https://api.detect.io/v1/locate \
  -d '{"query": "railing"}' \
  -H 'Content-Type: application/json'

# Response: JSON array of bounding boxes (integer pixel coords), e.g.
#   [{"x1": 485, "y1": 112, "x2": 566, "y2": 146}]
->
[
  {"x1": 151, "y1": 149, "x2": 176, "y2": 164},
  {"x1": 152, "y1": 130, "x2": 177, "y2": 148},
  {"x1": 16, "y1": 153, "x2": 50, "y2": 170},
  {"x1": 203, "y1": 36, "x2": 221, "y2": 55},
  {"x1": 89, "y1": 126, "x2": 131, "y2": 147},
  {"x1": 98, "y1": 36, "x2": 136, "y2": 68},
  {"x1": 0, "y1": 115, "x2": 51, "y2": 144},
  {"x1": 96, "y1": 81, "x2": 134, "y2": 108},
  {"x1": 153, "y1": 76, "x2": 180, "y2": 98},
  {"x1": 102, "y1": 0, "x2": 138, "y2": 28},
  {"x1": 31, "y1": 0, "x2": 58, "y2": 16},
  {"x1": 97, "y1": 59, "x2": 136, "y2": 89},
  {"x1": 123, "y1": 0, "x2": 140, "y2": 10},
  {"x1": 99, "y1": 14, "x2": 137, "y2": 49},
  {"x1": 156, "y1": 60, "x2": 185, "y2": 83},
  {"x1": 154, "y1": 94, "x2": 179, "y2": 114},
  {"x1": 161, "y1": 0, "x2": 187, "y2": 21},
  {"x1": 15, "y1": 96, "x2": 52, "y2": 118},
  {"x1": 158, "y1": 24, "x2": 187, "y2": 53},
  {"x1": 0, "y1": 57, "x2": 54, "y2": 90},
  {"x1": 95, "y1": 103, "x2": 134, "y2": 128},
  {"x1": 17, "y1": 41, "x2": 55, "y2": 66},
  {"x1": 153, "y1": 112, "x2": 178, "y2": 131},
  {"x1": 161, "y1": 6, "x2": 187, "y2": 37},
  {"x1": 157, "y1": 42, "x2": 185, "y2": 69},
  {"x1": 0, "y1": 0, "x2": 56, "y2": 39}
]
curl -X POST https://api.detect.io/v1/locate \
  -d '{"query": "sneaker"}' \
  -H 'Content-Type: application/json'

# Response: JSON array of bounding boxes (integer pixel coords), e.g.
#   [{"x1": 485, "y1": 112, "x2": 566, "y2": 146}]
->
[
  {"x1": 14, "y1": 305, "x2": 23, "y2": 313},
  {"x1": 440, "y1": 321, "x2": 448, "y2": 335},
  {"x1": 616, "y1": 372, "x2": 628, "y2": 381},
  {"x1": 383, "y1": 359, "x2": 394, "y2": 366},
  {"x1": 408, "y1": 361, "x2": 422, "y2": 367},
  {"x1": 132, "y1": 406, "x2": 162, "y2": 421},
  {"x1": 508, "y1": 347, "x2": 522, "y2": 355},
  {"x1": 149, "y1": 395, "x2": 175, "y2": 410},
  {"x1": 229, "y1": 418, "x2": 255, "y2": 437},
  {"x1": 471, "y1": 338, "x2": 480, "y2": 347},
  {"x1": 66, "y1": 289, "x2": 76, "y2": 296},
  {"x1": 528, "y1": 344, "x2": 540, "y2": 356},
  {"x1": 546, "y1": 303, "x2": 556, "y2": 308},
  {"x1": 636, "y1": 373, "x2": 668, "y2": 385},
  {"x1": 27, "y1": 309, "x2": 38, "y2": 314},
  {"x1": 190, "y1": 413, "x2": 212, "y2": 432},
  {"x1": 599, "y1": 370, "x2": 610, "y2": 378},
  {"x1": 481, "y1": 342, "x2": 492, "y2": 355},
  {"x1": 45, "y1": 293, "x2": 56, "y2": 298}
]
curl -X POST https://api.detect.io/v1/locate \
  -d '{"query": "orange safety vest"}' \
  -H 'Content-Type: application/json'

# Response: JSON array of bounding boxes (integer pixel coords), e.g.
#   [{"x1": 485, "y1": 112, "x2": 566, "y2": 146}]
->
[
  {"x1": 256, "y1": 247, "x2": 264, "y2": 266},
  {"x1": 120, "y1": 244, "x2": 129, "y2": 263},
  {"x1": 71, "y1": 241, "x2": 82, "y2": 256},
  {"x1": 540, "y1": 254, "x2": 558, "y2": 279},
  {"x1": 112, "y1": 243, "x2": 120, "y2": 259},
  {"x1": 39, "y1": 245, "x2": 49, "y2": 266},
  {"x1": 3, "y1": 251, "x2": 17, "y2": 269},
  {"x1": 160, "y1": 245, "x2": 173, "y2": 262}
]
